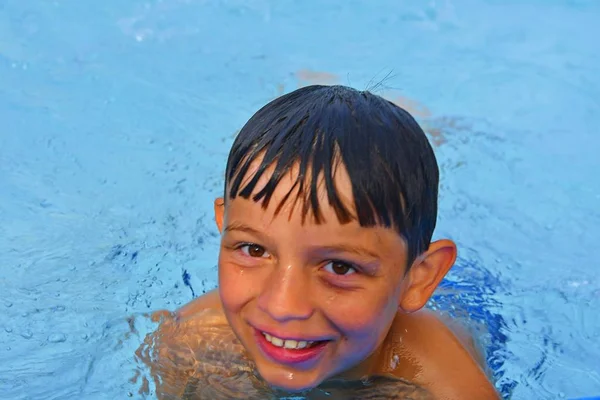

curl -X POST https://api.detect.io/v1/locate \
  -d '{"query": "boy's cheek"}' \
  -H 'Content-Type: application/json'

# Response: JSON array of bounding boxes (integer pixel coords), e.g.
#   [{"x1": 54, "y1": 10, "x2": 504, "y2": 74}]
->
[
  {"x1": 218, "y1": 260, "x2": 262, "y2": 309},
  {"x1": 329, "y1": 294, "x2": 399, "y2": 337}
]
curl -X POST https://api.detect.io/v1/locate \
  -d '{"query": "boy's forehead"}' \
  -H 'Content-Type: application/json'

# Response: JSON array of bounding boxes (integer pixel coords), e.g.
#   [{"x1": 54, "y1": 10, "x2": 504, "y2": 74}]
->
[
  {"x1": 228, "y1": 154, "x2": 356, "y2": 222},
  {"x1": 224, "y1": 154, "x2": 409, "y2": 261}
]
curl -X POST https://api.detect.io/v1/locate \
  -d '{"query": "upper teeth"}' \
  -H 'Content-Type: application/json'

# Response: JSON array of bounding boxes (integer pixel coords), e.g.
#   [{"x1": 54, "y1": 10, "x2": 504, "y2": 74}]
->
[{"x1": 263, "y1": 332, "x2": 313, "y2": 349}]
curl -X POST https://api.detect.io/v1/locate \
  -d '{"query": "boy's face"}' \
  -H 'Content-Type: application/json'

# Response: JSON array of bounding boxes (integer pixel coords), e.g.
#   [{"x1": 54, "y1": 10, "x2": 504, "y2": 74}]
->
[{"x1": 215, "y1": 160, "x2": 449, "y2": 392}]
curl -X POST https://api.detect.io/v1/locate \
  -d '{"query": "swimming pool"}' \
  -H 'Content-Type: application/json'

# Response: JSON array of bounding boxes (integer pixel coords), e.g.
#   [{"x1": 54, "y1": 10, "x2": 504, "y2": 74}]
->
[{"x1": 1, "y1": 0, "x2": 598, "y2": 398}]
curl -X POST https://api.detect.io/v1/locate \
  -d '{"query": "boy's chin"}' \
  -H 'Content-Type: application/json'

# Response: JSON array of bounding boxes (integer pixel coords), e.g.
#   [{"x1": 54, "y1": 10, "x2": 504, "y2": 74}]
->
[{"x1": 256, "y1": 363, "x2": 324, "y2": 394}]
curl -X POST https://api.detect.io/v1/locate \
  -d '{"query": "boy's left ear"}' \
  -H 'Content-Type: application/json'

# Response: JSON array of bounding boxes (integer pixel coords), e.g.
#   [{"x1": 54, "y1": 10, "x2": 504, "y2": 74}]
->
[{"x1": 399, "y1": 239, "x2": 457, "y2": 313}]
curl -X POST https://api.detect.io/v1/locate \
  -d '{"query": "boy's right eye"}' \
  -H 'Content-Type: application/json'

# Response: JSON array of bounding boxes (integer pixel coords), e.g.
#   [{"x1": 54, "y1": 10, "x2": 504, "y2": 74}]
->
[{"x1": 239, "y1": 243, "x2": 270, "y2": 258}]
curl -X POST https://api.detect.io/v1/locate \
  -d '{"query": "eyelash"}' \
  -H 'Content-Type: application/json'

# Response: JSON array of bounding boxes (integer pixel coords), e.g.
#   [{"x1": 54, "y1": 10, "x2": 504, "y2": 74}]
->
[{"x1": 234, "y1": 243, "x2": 360, "y2": 277}]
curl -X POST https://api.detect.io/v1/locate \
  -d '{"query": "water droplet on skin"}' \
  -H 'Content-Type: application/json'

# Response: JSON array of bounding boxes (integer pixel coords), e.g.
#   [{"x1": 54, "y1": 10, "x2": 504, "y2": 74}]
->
[
  {"x1": 389, "y1": 354, "x2": 400, "y2": 370},
  {"x1": 4, "y1": 301, "x2": 13, "y2": 308},
  {"x1": 5, "y1": 327, "x2": 13, "y2": 333},
  {"x1": 287, "y1": 373, "x2": 294, "y2": 380}
]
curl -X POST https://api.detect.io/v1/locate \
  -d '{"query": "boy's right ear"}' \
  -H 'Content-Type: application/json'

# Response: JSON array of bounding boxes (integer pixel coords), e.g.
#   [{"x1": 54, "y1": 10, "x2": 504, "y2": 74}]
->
[{"x1": 214, "y1": 197, "x2": 225, "y2": 233}]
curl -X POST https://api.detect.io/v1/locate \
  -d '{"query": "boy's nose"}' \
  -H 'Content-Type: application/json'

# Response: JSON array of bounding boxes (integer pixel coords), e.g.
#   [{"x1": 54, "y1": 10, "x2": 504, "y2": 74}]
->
[{"x1": 257, "y1": 263, "x2": 314, "y2": 322}]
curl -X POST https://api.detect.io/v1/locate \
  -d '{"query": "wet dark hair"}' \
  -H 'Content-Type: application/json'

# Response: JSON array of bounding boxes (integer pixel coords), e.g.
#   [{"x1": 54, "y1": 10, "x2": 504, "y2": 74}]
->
[{"x1": 224, "y1": 85, "x2": 439, "y2": 266}]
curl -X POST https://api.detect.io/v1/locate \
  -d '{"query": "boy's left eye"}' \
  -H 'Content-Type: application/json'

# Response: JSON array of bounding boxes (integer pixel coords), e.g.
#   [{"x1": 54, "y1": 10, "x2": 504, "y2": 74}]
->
[{"x1": 323, "y1": 261, "x2": 357, "y2": 276}]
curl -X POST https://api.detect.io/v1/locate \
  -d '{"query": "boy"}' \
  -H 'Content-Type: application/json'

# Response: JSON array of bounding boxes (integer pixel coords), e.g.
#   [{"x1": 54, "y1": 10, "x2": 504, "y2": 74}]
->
[{"x1": 137, "y1": 85, "x2": 499, "y2": 399}]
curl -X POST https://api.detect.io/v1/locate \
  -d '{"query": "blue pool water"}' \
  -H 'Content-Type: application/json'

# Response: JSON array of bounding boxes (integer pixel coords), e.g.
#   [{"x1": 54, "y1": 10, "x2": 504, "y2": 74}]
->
[{"x1": 1, "y1": 1, "x2": 599, "y2": 399}]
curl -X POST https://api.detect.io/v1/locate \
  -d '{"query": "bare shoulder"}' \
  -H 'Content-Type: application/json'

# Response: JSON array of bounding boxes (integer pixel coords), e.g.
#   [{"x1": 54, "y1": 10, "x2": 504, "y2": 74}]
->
[
  {"x1": 173, "y1": 288, "x2": 224, "y2": 319},
  {"x1": 144, "y1": 289, "x2": 224, "y2": 325},
  {"x1": 385, "y1": 310, "x2": 500, "y2": 400},
  {"x1": 136, "y1": 290, "x2": 260, "y2": 399}
]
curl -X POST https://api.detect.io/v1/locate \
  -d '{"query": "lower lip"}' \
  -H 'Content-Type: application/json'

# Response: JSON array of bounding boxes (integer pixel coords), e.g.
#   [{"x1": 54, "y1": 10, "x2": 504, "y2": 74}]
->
[{"x1": 254, "y1": 329, "x2": 328, "y2": 365}]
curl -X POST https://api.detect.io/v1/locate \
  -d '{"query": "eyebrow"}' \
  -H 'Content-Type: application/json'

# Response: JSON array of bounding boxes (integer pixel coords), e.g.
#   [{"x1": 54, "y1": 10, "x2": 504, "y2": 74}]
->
[
  {"x1": 317, "y1": 244, "x2": 381, "y2": 260},
  {"x1": 223, "y1": 222, "x2": 263, "y2": 236}
]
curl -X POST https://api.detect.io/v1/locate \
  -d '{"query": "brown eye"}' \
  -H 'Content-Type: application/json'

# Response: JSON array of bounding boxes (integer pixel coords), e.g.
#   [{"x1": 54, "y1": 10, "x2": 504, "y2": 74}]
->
[
  {"x1": 324, "y1": 261, "x2": 356, "y2": 276},
  {"x1": 241, "y1": 244, "x2": 269, "y2": 258}
]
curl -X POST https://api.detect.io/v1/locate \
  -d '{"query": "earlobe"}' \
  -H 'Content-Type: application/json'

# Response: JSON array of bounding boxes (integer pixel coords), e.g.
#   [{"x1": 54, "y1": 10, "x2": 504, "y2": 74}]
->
[
  {"x1": 214, "y1": 197, "x2": 225, "y2": 233},
  {"x1": 399, "y1": 239, "x2": 457, "y2": 313}
]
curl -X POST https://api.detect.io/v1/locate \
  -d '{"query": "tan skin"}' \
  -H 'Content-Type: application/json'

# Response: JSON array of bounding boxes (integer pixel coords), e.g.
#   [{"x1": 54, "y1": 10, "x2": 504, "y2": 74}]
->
[{"x1": 138, "y1": 160, "x2": 499, "y2": 400}]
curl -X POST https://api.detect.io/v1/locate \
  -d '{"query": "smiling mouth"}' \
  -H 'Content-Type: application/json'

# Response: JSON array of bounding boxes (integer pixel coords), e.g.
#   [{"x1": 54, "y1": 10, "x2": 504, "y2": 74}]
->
[
  {"x1": 255, "y1": 329, "x2": 330, "y2": 365},
  {"x1": 261, "y1": 331, "x2": 322, "y2": 350}
]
